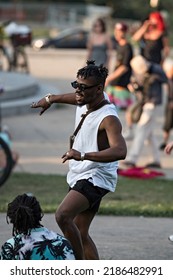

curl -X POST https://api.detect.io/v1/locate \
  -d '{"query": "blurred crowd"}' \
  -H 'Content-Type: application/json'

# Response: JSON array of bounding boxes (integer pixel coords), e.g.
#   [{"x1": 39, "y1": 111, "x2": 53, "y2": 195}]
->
[
  {"x1": 0, "y1": 11, "x2": 173, "y2": 170},
  {"x1": 86, "y1": 11, "x2": 172, "y2": 169}
]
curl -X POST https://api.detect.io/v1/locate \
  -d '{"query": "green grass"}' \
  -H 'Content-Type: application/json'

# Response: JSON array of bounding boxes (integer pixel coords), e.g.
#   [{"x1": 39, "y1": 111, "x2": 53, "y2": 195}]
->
[{"x1": 0, "y1": 173, "x2": 173, "y2": 217}]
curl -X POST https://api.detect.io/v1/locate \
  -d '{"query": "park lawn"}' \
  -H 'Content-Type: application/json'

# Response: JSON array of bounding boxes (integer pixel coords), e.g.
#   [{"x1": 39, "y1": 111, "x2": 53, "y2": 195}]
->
[{"x1": 0, "y1": 173, "x2": 173, "y2": 217}]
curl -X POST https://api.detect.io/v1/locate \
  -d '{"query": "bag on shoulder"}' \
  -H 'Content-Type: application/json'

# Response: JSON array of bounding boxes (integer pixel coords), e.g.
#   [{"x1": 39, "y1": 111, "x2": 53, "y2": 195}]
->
[{"x1": 130, "y1": 101, "x2": 143, "y2": 123}]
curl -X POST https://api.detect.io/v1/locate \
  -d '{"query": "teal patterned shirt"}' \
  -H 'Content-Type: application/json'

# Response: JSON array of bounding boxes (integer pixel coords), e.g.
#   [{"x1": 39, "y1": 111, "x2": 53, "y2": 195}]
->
[{"x1": 0, "y1": 227, "x2": 75, "y2": 260}]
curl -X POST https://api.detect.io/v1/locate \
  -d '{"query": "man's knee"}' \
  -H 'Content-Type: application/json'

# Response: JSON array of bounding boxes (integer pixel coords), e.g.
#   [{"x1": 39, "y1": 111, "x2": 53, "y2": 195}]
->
[{"x1": 55, "y1": 209, "x2": 71, "y2": 229}]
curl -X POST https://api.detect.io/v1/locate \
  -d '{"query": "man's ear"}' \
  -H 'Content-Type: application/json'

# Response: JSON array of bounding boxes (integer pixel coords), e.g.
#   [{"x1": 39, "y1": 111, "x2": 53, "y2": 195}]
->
[{"x1": 97, "y1": 84, "x2": 103, "y2": 92}]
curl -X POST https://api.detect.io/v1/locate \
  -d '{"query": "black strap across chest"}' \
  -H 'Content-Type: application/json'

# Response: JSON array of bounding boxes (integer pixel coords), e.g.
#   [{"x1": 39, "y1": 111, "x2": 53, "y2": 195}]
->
[{"x1": 69, "y1": 99, "x2": 109, "y2": 148}]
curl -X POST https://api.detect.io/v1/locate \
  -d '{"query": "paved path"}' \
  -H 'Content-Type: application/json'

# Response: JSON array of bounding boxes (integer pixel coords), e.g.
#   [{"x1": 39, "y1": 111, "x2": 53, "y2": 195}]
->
[
  {"x1": 0, "y1": 49, "x2": 173, "y2": 260},
  {"x1": 0, "y1": 213, "x2": 172, "y2": 260}
]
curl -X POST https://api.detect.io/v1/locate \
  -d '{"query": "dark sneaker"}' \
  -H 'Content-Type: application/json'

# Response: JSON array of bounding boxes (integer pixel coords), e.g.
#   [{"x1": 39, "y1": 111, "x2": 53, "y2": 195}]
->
[
  {"x1": 159, "y1": 143, "x2": 167, "y2": 150},
  {"x1": 123, "y1": 161, "x2": 136, "y2": 168},
  {"x1": 145, "y1": 162, "x2": 161, "y2": 168}
]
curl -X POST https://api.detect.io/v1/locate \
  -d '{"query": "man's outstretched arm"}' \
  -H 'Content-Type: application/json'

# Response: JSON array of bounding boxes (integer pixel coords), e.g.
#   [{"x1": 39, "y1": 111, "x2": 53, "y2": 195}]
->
[{"x1": 31, "y1": 92, "x2": 76, "y2": 115}]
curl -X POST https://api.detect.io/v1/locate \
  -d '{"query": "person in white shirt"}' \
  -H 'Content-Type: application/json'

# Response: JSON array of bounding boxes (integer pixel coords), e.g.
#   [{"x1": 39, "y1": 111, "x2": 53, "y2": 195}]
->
[{"x1": 31, "y1": 60, "x2": 127, "y2": 260}]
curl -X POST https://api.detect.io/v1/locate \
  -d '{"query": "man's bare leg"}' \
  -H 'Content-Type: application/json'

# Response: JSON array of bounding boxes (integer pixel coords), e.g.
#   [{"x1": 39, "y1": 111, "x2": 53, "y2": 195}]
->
[
  {"x1": 74, "y1": 209, "x2": 99, "y2": 260},
  {"x1": 55, "y1": 190, "x2": 89, "y2": 260}
]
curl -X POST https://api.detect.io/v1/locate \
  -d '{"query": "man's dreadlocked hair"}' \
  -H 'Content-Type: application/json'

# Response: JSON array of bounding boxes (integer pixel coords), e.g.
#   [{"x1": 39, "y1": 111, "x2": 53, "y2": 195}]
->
[
  {"x1": 77, "y1": 60, "x2": 108, "y2": 85},
  {"x1": 6, "y1": 193, "x2": 44, "y2": 236}
]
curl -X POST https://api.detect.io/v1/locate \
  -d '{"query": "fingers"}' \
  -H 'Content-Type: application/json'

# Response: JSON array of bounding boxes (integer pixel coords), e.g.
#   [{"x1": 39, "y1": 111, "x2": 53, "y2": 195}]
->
[
  {"x1": 164, "y1": 144, "x2": 173, "y2": 155},
  {"x1": 61, "y1": 150, "x2": 81, "y2": 163},
  {"x1": 62, "y1": 151, "x2": 70, "y2": 163},
  {"x1": 40, "y1": 108, "x2": 47, "y2": 115},
  {"x1": 165, "y1": 149, "x2": 170, "y2": 155},
  {"x1": 31, "y1": 102, "x2": 39, "y2": 108},
  {"x1": 62, "y1": 158, "x2": 67, "y2": 163},
  {"x1": 31, "y1": 101, "x2": 48, "y2": 115},
  {"x1": 165, "y1": 147, "x2": 171, "y2": 155}
]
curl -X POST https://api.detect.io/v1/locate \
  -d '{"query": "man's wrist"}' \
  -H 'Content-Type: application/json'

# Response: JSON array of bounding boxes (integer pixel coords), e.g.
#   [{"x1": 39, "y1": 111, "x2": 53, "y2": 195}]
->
[
  {"x1": 45, "y1": 94, "x2": 52, "y2": 105},
  {"x1": 81, "y1": 152, "x2": 85, "y2": 161}
]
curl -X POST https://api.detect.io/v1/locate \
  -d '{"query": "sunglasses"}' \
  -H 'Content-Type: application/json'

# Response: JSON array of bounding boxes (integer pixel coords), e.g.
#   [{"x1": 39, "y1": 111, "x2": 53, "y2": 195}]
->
[{"x1": 71, "y1": 80, "x2": 100, "y2": 92}]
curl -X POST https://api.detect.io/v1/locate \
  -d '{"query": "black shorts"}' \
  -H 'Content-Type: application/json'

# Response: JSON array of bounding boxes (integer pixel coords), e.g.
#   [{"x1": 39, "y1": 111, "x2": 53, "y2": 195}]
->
[{"x1": 69, "y1": 179, "x2": 109, "y2": 212}]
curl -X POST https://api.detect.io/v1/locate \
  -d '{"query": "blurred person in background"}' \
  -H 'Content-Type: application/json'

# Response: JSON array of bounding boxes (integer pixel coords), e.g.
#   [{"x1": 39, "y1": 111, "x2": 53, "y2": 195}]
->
[
  {"x1": 0, "y1": 86, "x2": 19, "y2": 168},
  {"x1": 86, "y1": 18, "x2": 113, "y2": 69},
  {"x1": 123, "y1": 55, "x2": 167, "y2": 169},
  {"x1": 165, "y1": 140, "x2": 173, "y2": 154},
  {"x1": 164, "y1": 141, "x2": 173, "y2": 242},
  {"x1": 132, "y1": 11, "x2": 170, "y2": 65},
  {"x1": 129, "y1": 11, "x2": 170, "y2": 141},
  {"x1": 159, "y1": 58, "x2": 173, "y2": 150},
  {"x1": 0, "y1": 124, "x2": 19, "y2": 168},
  {"x1": 105, "y1": 22, "x2": 133, "y2": 111},
  {"x1": 0, "y1": 22, "x2": 12, "y2": 71}
]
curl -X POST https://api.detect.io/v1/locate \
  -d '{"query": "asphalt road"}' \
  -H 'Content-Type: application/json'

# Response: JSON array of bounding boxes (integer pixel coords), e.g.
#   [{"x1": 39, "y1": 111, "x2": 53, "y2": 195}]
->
[{"x1": 0, "y1": 213, "x2": 173, "y2": 260}]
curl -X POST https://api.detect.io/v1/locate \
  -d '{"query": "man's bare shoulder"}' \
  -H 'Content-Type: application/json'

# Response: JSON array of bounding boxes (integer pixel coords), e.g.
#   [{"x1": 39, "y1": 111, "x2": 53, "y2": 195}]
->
[{"x1": 99, "y1": 114, "x2": 122, "y2": 131}]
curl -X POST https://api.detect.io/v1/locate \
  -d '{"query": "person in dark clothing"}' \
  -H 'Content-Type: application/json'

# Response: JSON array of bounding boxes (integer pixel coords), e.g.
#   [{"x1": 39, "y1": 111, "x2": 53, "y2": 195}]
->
[
  {"x1": 132, "y1": 11, "x2": 170, "y2": 65},
  {"x1": 159, "y1": 59, "x2": 173, "y2": 150},
  {"x1": 105, "y1": 22, "x2": 133, "y2": 109}
]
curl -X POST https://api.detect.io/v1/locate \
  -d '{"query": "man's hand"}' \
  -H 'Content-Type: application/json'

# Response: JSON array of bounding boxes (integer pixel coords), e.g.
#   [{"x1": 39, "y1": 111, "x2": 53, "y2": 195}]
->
[
  {"x1": 31, "y1": 98, "x2": 51, "y2": 115},
  {"x1": 164, "y1": 142, "x2": 173, "y2": 155},
  {"x1": 62, "y1": 149, "x2": 82, "y2": 163}
]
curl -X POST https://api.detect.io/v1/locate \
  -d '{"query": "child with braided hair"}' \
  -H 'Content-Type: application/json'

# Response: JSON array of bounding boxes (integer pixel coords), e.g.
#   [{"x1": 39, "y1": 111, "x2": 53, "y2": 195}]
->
[{"x1": 0, "y1": 193, "x2": 75, "y2": 260}]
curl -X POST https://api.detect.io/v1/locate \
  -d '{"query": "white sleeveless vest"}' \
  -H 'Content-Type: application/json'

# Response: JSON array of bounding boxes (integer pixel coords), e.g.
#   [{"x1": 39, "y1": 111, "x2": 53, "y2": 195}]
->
[{"x1": 67, "y1": 103, "x2": 119, "y2": 192}]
